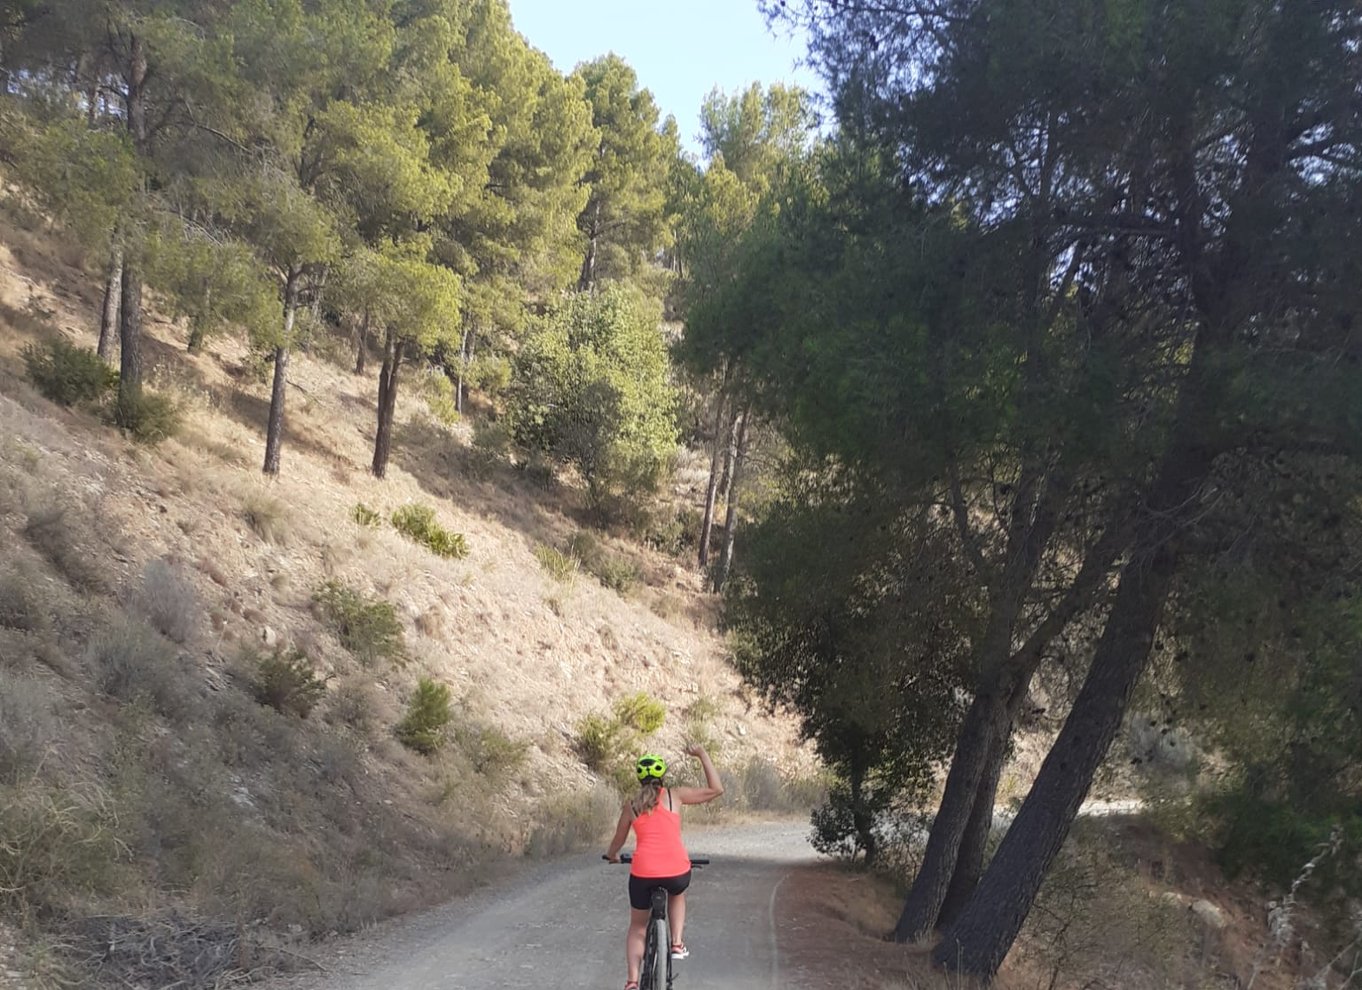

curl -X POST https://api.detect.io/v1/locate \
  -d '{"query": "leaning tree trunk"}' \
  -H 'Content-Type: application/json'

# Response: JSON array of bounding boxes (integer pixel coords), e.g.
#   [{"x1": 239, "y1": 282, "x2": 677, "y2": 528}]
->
[
  {"x1": 697, "y1": 391, "x2": 729, "y2": 569},
  {"x1": 713, "y1": 408, "x2": 751, "y2": 591},
  {"x1": 935, "y1": 376, "x2": 1219, "y2": 976},
  {"x1": 97, "y1": 247, "x2": 122, "y2": 362},
  {"x1": 354, "y1": 308, "x2": 370, "y2": 376},
  {"x1": 455, "y1": 326, "x2": 471, "y2": 414},
  {"x1": 371, "y1": 332, "x2": 405, "y2": 479},
  {"x1": 894, "y1": 464, "x2": 1071, "y2": 941},
  {"x1": 936, "y1": 675, "x2": 1035, "y2": 929},
  {"x1": 934, "y1": 540, "x2": 1180, "y2": 978},
  {"x1": 262, "y1": 271, "x2": 300, "y2": 476}
]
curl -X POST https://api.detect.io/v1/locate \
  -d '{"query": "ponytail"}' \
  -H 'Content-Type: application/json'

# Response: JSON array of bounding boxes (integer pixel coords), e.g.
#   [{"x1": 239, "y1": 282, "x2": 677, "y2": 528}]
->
[{"x1": 631, "y1": 778, "x2": 664, "y2": 817}]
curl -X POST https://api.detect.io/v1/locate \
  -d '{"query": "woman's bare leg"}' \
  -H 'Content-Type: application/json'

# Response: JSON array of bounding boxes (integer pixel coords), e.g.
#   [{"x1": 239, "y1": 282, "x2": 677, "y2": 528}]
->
[
  {"x1": 626, "y1": 907, "x2": 650, "y2": 982},
  {"x1": 670, "y1": 892, "x2": 687, "y2": 946}
]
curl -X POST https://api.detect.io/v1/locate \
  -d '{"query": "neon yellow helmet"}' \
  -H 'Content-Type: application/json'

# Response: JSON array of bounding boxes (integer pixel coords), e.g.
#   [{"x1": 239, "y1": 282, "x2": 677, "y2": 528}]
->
[{"x1": 636, "y1": 754, "x2": 667, "y2": 783}]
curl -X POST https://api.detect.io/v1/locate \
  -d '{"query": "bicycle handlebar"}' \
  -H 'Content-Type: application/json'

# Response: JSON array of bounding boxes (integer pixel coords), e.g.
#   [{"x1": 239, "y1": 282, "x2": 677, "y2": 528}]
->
[{"x1": 607, "y1": 854, "x2": 709, "y2": 866}]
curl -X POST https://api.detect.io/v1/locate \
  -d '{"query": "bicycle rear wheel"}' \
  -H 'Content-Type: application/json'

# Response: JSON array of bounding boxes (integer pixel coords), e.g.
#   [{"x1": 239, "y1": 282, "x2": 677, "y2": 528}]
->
[{"x1": 647, "y1": 917, "x2": 671, "y2": 990}]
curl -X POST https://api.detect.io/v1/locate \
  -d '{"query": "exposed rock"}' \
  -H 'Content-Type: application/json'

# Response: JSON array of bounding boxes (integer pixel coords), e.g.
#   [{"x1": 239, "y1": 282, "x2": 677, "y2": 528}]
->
[{"x1": 1191, "y1": 899, "x2": 1228, "y2": 930}]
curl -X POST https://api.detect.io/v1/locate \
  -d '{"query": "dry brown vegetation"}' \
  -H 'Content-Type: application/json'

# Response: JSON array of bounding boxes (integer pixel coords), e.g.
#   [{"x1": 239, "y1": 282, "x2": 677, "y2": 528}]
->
[{"x1": 0, "y1": 204, "x2": 813, "y2": 987}]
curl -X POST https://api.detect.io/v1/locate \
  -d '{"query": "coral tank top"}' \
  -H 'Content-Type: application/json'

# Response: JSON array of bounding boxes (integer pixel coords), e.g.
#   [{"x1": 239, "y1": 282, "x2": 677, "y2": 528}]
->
[{"x1": 630, "y1": 791, "x2": 690, "y2": 878}]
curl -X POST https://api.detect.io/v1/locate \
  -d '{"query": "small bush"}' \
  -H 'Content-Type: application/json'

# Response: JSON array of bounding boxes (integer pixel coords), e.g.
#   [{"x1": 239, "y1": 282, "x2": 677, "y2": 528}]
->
[
  {"x1": 614, "y1": 691, "x2": 666, "y2": 734},
  {"x1": 22, "y1": 337, "x2": 117, "y2": 407},
  {"x1": 421, "y1": 369, "x2": 460, "y2": 427},
  {"x1": 396, "y1": 678, "x2": 453, "y2": 755},
  {"x1": 22, "y1": 503, "x2": 109, "y2": 593},
  {"x1": 86, "y1": 614, "x2": 192, "y2": 717},
  {"x1": 0, "y1": 781, "x2": 124, "y2": 920},
  {"x1": 351, "y1": 502, "x2": 382, "y2": 528},
  {"x1": 242, "y1": 492, "x2": 289, "y2": 544},
  {"x1": 252, "y1": 647, "x2": 328, "y2": 718},
  {"x1": 0, "y1": 672, "x2": 56, "y2": 781},
  {"x1": 460, "y1": 724, "x2": 530, "y2": 777},
  {"x1": 525, "y1": 784, "x2": 619, "y2": 858},
  {"x1": 133, "y1": 558, "x2": 198, "y2": 644},
  {"x1": 534, "y1": 544, "x2": 577, "y2": 583},
  {"x1": 565, "y1": 530, "x2": 638, "y2": 594},
  {"x1": 391, "y1": 503, "x2": 469, "y2": 559},
  {"x1": 313, "y1": 581, "x2": 407, "y2": 666},
  {"x1": 112, "y1": 389, "x2": 181, "y2": 445},
  {"x1": 0, "y1": 560, "x2": 52, "y2": 633},
  {"x1": 574, "y1": 712, "x2": 627, "y2": 774}
]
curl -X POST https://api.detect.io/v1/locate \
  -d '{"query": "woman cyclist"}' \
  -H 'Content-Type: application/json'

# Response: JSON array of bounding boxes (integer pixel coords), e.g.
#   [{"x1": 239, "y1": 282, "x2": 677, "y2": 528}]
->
[{"x1": 603, "y1": 744, "x2": 723, "y2": 990}]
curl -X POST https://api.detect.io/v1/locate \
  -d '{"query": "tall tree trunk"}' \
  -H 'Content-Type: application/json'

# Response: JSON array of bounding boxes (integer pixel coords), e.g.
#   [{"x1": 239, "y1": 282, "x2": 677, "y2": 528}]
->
[
  {"x1": 187, "y1": 282, "x2": 211, "y2": 354},
  {"x1": 97, "y1": 247, "x2": 122, "y2": 363},
  {"x1": 713, "y1": 408, "x2": 751, "y2": 591},
  {"x1": 577, "y1": 200, "x2": 601, "y2": 291},
  {"x1": 455, "y1": 326, "x2": 470, "y2": 414},
  {"x1": 936, "y1": 677, "x2": 1032, "y2": 929},
  {"x1": 935, "y1": 329, "x2": 1222, "y2": 975},
  {"x1": 114, "y1": 32, "x2": 147, "y2": 417},
  {"x1": 894, "y1": 464, "x2": 1071, "y2": 942},
  {"x1": 718, "y1": 413, "x2": 738, "y2": 500},
  {"x1": 125, "y1": 34, "x2": 146, "y2": 146},
  {"x1": 849, "y1": 757, "x2": 877, "y2": 866},
  {"x1": 698, "y1": 390, "x2": 729, "y2": 569},
  {"x1": 934, "y1": 541, "x2": 1180, "y2": 978},
  {"x1": 354, "y1": 308, "x2": 370, "y2": 376},
  {"x1": 262, "y1": 272, "x2": 299, "y2": 476},
  {"x1": 372, "y1": 331, "x2": 404, "y2": 479},
  {"x1": 115, "y1": 259, "x2": 143, "y2": 417}
]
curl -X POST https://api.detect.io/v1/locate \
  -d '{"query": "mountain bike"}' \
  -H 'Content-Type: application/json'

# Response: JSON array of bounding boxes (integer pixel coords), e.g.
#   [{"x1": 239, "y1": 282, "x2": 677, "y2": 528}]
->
[{"x1": 610, "y1": 854, "x2": 708, "y2": 990}]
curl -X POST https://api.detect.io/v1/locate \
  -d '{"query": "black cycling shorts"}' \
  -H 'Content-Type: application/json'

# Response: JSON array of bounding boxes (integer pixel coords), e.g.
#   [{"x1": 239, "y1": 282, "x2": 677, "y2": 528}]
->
[{"x1": 628, "y1": 870, "x2": 691, "y2": 910}]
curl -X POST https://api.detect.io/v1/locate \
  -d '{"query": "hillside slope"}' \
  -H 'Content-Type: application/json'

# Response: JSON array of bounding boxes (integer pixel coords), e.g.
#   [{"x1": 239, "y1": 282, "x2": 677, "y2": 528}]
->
[{"x1": 0, "y1": 207, "x2": 811, "y2": 986}]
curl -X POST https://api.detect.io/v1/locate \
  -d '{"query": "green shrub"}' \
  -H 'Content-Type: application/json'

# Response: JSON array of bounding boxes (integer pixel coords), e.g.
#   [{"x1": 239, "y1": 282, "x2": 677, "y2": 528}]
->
[
  {"x1": 534, "y1": 544, "x2": 577, "y2": 583},
  {"x1": 396, "y1": 678, "x2": 452, "y2": 755},
  {"x1": 421, "y1": 369, "x2": 460, "y2": 427},
  {"x1": 22, "y1": 337, "x2": 116, "y2": 406},
  {"x1": 614, "y1": 691, "x2": 666, "y2": 734},
  {"x1": 565, "y1": 530, "x2": 638, "y2": 594},
  {"x1": 312, "y1": 581, "x2": 406, "y2": 666},
  {"x1": 574, "y1": 712, "x2": 626, "y2": 774},
  {"x1": 252, "y1": 648, "x2": 328, "y2": 718},
  {"x1": 460, "y1": 724, "x2": 530, "y2": 777},
  {"x1": 391, "y1": 503, "x2": 469, "y2": 559},
  {"x1": 351, "y1": 502, "x2": 382, "y2": 528},
  {"x1": 112, "y1": 389, "x2": 181, "y2": 445}
]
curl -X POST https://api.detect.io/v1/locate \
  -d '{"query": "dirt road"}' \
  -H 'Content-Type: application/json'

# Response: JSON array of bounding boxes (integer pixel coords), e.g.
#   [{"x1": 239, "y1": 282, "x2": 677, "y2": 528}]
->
[{"x1": 276, "y1": 821, "x2": 818, "y2": 990}]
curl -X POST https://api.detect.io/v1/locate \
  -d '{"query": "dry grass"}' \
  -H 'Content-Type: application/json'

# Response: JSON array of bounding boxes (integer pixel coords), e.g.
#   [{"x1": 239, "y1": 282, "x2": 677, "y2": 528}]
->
[
  {"x1": 84, "y1": 612, "x2": 195, "y2": 718},
  {"x1": 132, "y1": 558, "x2": 200, "y2": 644},
  {"x1": 242, "y1": 490, "x2": 290, "y2": 544}
]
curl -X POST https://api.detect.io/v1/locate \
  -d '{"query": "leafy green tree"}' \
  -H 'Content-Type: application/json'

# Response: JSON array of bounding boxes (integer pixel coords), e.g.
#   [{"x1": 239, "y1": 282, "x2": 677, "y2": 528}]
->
[
  {"x1": 572, "y1": 55, "x2": 673, "y2": 292},
  {"x1": 508, "y1": 286, "x2": 678, "y2": 512},
  {"x1": 363, "y1": 242, "x2": 462, "y2": 479},
  {"x1": 437, "y1": 0, "x2": 594, "y2": 411},
  {"x1": 759, "y1": 0, "x2": 1362, "y2": 976},
  {"x1": 728, "y1": 487, "x2": 972, "y2": 863}
]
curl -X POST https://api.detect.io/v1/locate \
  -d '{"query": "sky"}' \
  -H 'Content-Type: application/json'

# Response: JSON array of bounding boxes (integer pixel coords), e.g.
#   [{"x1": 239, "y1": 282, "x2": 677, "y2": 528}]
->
[{"x1": 506, "y1": 0, "x2": 823, "y2": 158}]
